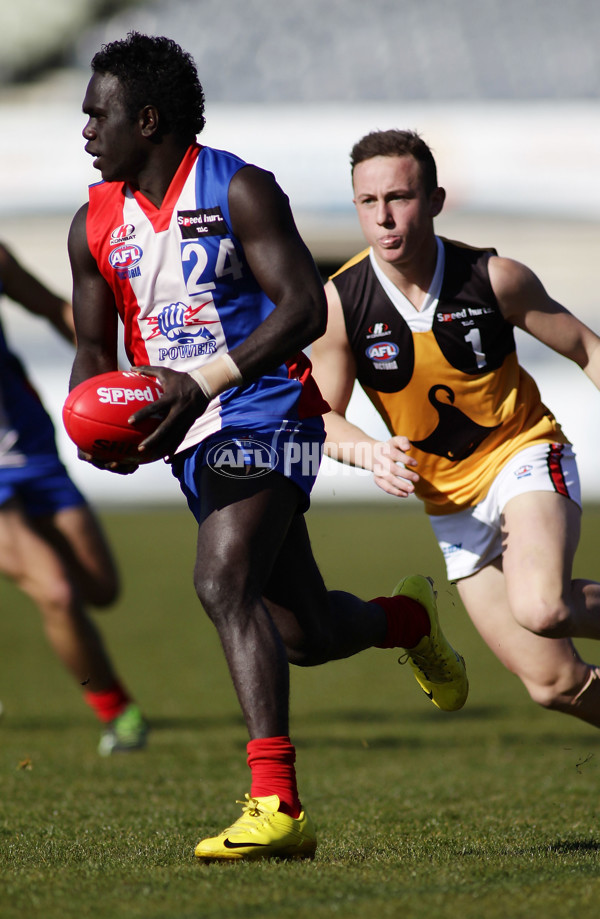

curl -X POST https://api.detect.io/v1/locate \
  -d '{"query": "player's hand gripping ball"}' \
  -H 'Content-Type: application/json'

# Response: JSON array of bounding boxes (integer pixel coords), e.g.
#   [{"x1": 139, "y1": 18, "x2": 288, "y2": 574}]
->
[{"x1": 63, "y1": 370, "x2": 164, "y2": 464}]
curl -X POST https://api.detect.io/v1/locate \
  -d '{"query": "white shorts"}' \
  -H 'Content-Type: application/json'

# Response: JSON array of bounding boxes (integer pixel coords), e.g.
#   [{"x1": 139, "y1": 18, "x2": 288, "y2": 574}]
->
[{"x1": 429, "y1": 442, "x2": 581, "y2": 581}]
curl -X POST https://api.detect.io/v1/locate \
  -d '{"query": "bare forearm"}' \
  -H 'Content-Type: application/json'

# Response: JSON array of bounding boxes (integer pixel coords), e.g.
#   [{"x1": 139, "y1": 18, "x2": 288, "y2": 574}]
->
[
  {"x1": 324, "y1": 410, "x2": 420, "y2": 499},
  {"x1": 323, "y1": 411, "x2": 379, "y2": 469},
  {"x1": 0, "y1": 244, "x2": 75, "y2": 345}
]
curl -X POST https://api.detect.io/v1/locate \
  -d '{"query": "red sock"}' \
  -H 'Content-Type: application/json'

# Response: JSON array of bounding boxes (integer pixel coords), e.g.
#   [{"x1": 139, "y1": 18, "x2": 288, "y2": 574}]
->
[
  {"x1": 247, "y1": 736, "x2": 301, "y2": 819},
  {"x1": 84, "y1": 682, "x2": 131, "y2": 723},
  {"x1": 371, "y1": 595, "x2": 430, "y2": 649}
]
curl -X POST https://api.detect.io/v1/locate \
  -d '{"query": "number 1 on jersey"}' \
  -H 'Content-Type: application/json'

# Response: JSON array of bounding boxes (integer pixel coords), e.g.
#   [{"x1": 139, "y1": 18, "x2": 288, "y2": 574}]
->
[{"x1": 465, "y1": 327, "x2": 486, "y2": 369}]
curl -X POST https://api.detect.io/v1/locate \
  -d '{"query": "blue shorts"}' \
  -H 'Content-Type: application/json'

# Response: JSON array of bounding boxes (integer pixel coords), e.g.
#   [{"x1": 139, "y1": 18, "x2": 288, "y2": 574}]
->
[
  {"x1": 0, "y1": 455, "x2": 86, "y2": 518},
  {"x1": 170, "y1": 418, "x2": 325, "y2": 521}
]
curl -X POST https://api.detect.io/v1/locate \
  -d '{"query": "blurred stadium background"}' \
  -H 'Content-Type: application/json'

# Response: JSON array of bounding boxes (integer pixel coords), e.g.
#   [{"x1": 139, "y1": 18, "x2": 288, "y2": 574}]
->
[{"x1": 0, "y1": 0, "x2": 598, "y2": 505}]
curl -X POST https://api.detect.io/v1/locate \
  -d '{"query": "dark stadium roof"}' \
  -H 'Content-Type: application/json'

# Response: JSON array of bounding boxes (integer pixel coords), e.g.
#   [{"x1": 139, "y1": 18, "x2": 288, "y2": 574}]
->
[
  {"x1": 2, "y1": 0, "x2": 597, "y2": 100},
  {"x1": 72, "y1": 0, "x2": 600, "y2": 102}
]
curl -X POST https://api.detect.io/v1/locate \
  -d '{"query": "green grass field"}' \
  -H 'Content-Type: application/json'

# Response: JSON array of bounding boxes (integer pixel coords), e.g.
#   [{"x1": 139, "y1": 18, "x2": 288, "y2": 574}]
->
[{"x1": 2, "y1": 502, "x2": 600, "y2": 919}]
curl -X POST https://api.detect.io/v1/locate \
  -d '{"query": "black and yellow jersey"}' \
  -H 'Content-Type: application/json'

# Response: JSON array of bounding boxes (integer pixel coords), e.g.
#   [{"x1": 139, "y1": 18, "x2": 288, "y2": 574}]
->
[{"x1": 331, "y1": 237, "x2": 566, "y2": 514}]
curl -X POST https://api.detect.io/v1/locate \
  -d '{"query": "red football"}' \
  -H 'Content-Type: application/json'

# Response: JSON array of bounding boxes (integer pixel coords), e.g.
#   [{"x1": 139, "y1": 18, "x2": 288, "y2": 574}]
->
[{"x1": 63, "y1": 370, "x2": 164, "y2": 464}]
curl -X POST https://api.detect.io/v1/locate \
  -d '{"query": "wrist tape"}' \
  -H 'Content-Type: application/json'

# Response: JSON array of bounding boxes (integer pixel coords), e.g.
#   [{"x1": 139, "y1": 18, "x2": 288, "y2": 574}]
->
[{"x1": 188, "y1": 353, "x2": 243, "y2": 400}]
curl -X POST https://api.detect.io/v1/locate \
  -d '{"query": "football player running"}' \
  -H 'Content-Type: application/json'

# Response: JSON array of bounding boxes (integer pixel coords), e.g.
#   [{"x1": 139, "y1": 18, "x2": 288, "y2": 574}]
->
[
  {"x1": 68, "y1": 35, "x2": 468, "y2": 861},
  {"x1": 311, "y1": 128, "x2": 600, "y2": 733}
]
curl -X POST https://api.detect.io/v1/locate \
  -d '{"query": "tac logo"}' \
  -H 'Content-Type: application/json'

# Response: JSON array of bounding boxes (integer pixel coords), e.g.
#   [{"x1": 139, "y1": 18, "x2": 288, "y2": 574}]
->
[
  {"x1": 514, "y1": 464, "x2": 533, "y2": 479},
  {"x1": 109, "y1": 244, "x2": 143, "y2": 270},
  {"x1": 110, "y1": 224, "x2": 136, "y2": 244},
  {"x1": 206, "y1": 437, "x2": 278, "y2": 478},
  {"x1": 366, "y1": 341, "x2": 400, "y2": 362}
]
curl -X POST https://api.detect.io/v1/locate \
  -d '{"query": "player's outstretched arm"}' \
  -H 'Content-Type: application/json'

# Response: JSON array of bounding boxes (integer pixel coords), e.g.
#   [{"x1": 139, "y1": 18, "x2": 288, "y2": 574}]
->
[
  {"x1": 490, "y1": 255, "x2": 600, "y2": 389},
  {"x1": 0, "y1": 240, "x2": 74, "y2": 344},
  {"x1": 311, "y1": 281, "x2": 419, "y2": 498}
]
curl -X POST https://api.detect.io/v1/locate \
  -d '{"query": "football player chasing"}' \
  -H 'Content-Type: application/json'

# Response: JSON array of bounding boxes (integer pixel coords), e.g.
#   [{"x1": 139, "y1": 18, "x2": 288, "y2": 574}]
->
[{"x1": 310, "y1": 129, "x2": 600, "y2": 736}]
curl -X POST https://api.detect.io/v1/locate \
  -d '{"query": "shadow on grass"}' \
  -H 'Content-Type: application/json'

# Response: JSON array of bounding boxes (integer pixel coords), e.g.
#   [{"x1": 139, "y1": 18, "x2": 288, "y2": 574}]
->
[
  {"x1": 471, "y1": 836, "x2": 600, "y2": 858},
  {"x1": 1, "y1": 703, "x2": 499, "y2": 733},
  {"x1": 546, "y1": 837, "x2": 600, "y2": 854},
  {"x1": 1, "y1": 713, "x2": 94, "y2": 730},
  {"x1": 7, "y1": 708, "x2": 600, "y2": 757},
  {"x1": 2, "y1": 712, "x2": 244, "y2": 732},
  {"x1": 294, "y1": 704, "x2": 505, "y2": 724},
  {"x1": 429, "y1": 836, "x2": 600, "y2": 862}
]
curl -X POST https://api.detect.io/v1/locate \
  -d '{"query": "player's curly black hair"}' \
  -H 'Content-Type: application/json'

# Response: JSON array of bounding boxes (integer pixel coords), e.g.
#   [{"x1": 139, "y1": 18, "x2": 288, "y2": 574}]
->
[{"x1": 91, "y1": 32, "x2": 206, "y2": 141}]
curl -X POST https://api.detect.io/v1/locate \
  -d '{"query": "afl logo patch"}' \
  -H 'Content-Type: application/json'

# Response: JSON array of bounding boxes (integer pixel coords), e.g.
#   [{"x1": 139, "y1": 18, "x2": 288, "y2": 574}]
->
[
  {"x1": 366, "y1": 341, "x2": 400, "y2": 362},
  {"x1": 206, "y1": 437, "x2": 278, "y2": 478},
  {"x1": 108, "y1": 244, "x2": 143, "y2": 270}
]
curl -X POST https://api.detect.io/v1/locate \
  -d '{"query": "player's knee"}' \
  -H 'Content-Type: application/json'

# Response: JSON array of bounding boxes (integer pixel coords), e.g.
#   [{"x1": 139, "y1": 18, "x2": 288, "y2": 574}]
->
[
  {"x1": 527, "y1": 681, "x2": 563, "y2": 710},
  {"x1": 194, "y1": 573, "x2": 226, "y2": 621},
  {"x1": 512, "y1": 596, "x2": 571, "y2": 638},
  {"x1": 290, "y1": 642, "x2": 331, "y2": 667},
  {"x1": 29, "y1": 573, "x2": 77, "y2": 619},
  {"x1": 284, "y1": 623, "x2": 335, "y2": 667},
  {"x1": 524, "y1": 669, "x2": 589, "y2": 712},
  {"x1": 84, "y1": 570, "x2": 120, "y2": 608},
  {"x1": 193, "y1": 552, "x2": 252, "y2": 624}
]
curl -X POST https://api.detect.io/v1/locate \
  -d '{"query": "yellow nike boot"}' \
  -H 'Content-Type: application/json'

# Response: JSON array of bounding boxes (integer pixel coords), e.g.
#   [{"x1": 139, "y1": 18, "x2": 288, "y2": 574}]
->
[
  {"x1": 394, "y1": 574, "x2": 468, "y2": 711},
  {"x1": 195, "y1": 794, "x2": 317, "y2": 861}
]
